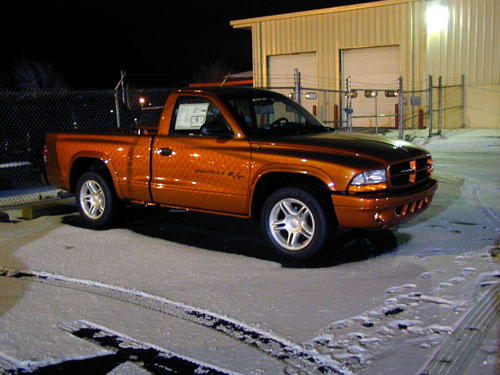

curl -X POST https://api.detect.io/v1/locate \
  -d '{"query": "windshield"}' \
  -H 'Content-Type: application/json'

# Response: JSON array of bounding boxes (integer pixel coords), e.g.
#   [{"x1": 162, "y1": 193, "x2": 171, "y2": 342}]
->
[{"x1": 221, "y1": 91, "x2": 332, "y2": 139}]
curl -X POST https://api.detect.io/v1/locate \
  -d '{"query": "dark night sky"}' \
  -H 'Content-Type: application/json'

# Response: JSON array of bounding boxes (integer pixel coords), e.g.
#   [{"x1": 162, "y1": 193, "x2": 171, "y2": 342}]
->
[{"x1": 2, "y1": 0, "x2": 376, "y2": 89}]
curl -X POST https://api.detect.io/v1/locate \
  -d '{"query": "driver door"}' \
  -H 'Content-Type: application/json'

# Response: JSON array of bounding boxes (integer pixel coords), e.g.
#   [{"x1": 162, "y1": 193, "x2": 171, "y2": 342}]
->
[{"x1": 151, "y1": 95, "x2": 251, "y2": 215}]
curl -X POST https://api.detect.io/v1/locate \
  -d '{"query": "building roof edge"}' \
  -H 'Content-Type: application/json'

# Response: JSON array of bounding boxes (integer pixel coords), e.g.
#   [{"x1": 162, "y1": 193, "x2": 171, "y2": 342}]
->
[{"x1": 230, "y1": 0, "x2": 409, "y2": 28}]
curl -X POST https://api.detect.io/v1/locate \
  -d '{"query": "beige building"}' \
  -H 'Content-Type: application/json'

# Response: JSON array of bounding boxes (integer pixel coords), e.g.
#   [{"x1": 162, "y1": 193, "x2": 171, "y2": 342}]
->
[{"x1": 231, "y1": 0, "x2": 500, "y2": 129}]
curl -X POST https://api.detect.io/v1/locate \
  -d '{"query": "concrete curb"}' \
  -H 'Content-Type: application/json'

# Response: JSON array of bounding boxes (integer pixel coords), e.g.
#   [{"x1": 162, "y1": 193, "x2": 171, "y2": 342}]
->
[
  {"x1": 20, "y1": 200, "x2": 77, "y2": 220},
  {"x1": 0, "y1": 197, "x2": 76, "y2": 222}
]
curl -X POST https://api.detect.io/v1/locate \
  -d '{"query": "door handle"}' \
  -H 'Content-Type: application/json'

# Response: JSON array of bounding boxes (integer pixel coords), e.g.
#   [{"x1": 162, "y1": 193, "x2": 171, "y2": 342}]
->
[{"x1": 158, "y1": 147, "x2": 172, "y2": 156}]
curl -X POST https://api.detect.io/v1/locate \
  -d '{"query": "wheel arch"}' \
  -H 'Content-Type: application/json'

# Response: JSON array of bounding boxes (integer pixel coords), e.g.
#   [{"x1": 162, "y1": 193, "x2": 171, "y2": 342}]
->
[
  {"x1": 250, "y1": 171, "x2": 335, "y2": 221},
  {"x1": 69, "y1": 156, "x2": 123, "y2": 199}
]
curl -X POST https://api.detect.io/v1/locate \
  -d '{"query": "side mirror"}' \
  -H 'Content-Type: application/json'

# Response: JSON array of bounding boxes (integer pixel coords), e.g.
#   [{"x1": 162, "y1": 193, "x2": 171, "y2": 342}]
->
[{"x1": 200, "y1": 121, "x2": 233, "y2": 138}]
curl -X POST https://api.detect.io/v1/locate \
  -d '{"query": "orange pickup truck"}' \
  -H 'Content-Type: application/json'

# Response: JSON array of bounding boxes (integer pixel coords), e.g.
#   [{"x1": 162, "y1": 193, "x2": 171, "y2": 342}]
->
[{"x1": 45, "y1": 87, "x2": 437, "y2": 259}]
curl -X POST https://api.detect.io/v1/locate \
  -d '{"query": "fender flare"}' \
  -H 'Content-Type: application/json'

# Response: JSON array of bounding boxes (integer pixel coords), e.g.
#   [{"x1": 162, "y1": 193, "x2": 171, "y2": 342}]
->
[
  {"x1": 69, "y1": 151, "x2": 125, "y2": 200},
  {"x1": 248, "y1": 163, "x2": 336, "y2": 217}
]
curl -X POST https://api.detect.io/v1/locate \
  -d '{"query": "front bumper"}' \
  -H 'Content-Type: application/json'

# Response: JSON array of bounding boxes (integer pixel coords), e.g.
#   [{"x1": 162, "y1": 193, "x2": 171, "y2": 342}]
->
[{"x1": 331, "y1": 179, "x2": 438, "y2": 229}]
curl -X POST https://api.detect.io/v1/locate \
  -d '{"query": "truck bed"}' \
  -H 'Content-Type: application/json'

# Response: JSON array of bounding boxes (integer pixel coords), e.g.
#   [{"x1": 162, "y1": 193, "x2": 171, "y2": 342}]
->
[{"x1": 45, "y1": 129, "x2": 155, "y2": 202}]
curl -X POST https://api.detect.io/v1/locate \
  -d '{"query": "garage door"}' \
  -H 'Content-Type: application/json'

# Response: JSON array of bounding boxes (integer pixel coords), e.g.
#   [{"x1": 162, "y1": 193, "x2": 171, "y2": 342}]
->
[
  {"x1": 268, "y1": 52, "x2": 318, "y2": 115},
  {"x1": 342, "y1": 46, "x2": 400, "y2": 128}
]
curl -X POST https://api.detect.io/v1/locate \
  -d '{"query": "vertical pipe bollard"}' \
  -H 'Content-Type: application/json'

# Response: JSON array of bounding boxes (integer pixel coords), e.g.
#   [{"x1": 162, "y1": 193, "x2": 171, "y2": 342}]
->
[
  {"x1": 398, "y1": 76, "x2": 404, "y2": 140},
  {"x1": 428, "y1": 75, "x2": 433, "y2": 137},
  {"x1": 438, "y1": 76, "x2": 443, "y2": 135},
  {"x1": 395, "y1": 104, "x2": 399, "y2": 129},
  {"x1": 334, "y1": 104, "x2": 339, "y2": 128},
  {"x1": 461, "y1": 74, "x2": 466, "y2": 128}
]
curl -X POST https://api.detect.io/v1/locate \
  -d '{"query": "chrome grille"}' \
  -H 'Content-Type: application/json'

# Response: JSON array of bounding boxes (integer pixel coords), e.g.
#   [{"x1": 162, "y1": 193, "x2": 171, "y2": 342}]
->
[{"x1": 389, "y1": 156, "x2": 432, "y2": 188}]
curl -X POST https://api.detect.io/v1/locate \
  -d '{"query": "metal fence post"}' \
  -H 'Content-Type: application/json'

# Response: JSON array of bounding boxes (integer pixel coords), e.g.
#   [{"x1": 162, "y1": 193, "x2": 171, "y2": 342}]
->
[
  {"x1": 114, "y1": 91, "x2": 121, "y2": 129},
  {"x1": 294, "y1": 68, "x2": 301, "y2": 105},
  {"x1": 121, "y1": 69, "x2": 126, "y2": 104},
  {"x1": 398, "y1": 76, "x2": 404, "y2": 140},
  {"x1": 114, "y1": 71, "x2": 126, "y2": 128},
  {"x1": 428, "y1": 75, "x2": 433, "y2": 137},
  {"x1": 339, "y1": 90, "x2": 344, "y2": 129},
  {"x1": 438, "y1": 75, "x2": 443, "y2": 135},
  {"x1": 461, "y1": 74, "x2": 466, "y2": 128},
  {"x1": 346, "y1": 76, "x2": 353, "y2": 132}
]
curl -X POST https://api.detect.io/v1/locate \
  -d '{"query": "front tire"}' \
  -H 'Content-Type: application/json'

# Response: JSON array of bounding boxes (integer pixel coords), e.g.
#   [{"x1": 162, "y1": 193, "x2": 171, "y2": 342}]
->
[
  {"x1": 76, "y1": 171, "x2": 119, "y2": 228},
  {"x1": 261, "y1": 187, "x2": 335, "y2": 260}
]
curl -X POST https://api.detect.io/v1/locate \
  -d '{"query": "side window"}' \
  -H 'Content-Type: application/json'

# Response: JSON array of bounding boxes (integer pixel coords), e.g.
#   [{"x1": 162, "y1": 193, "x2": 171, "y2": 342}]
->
[
  {"x1": 226, "y1": 98, "x2": 254, "y2": 131},
  {"x1": 171, "y1": 96, "x2": 231, "y2": 136},
  {"x1": 253, "y1": 98, "x2": 297, "y2": 128}
]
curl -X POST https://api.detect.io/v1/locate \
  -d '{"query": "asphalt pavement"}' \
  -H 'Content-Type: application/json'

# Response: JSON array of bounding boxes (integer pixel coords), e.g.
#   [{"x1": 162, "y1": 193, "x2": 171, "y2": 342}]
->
[{"x1": 0, "y1": 128, "x2": 499, "y2": 375}]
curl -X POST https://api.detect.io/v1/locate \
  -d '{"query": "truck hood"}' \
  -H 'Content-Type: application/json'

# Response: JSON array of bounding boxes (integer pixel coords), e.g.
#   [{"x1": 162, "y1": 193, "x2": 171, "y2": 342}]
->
[{"x1": 255, "y1": 132, "x2": 430, "y2": 163}]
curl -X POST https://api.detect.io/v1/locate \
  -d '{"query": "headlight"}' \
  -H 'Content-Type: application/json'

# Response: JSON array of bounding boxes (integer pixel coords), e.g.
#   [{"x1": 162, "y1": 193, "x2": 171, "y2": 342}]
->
[{"x1": 348, "y1": 169, "x2": 387, "y2": 193}]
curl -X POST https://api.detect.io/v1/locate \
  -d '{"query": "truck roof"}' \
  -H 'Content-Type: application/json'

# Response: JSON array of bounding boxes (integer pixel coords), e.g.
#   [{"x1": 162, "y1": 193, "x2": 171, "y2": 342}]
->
[{"x1": 179, "y1": 86, "x2": 277, "y2": 97}]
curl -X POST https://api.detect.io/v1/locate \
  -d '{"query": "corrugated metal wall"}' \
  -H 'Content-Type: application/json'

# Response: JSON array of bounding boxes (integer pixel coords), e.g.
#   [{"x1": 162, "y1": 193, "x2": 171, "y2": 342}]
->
[
  {"x1": 425, "y1": 0, "x2": 500, "y2": 128},
  {"x1": 232, "y1": 0, "x2": 500, "y2": 128},
  {"x1": 427, "y1": 0, "x2": 500, "y2": 86},
  {"x1": 243, "y1": 0, "x2": 416, "y2": 90}
]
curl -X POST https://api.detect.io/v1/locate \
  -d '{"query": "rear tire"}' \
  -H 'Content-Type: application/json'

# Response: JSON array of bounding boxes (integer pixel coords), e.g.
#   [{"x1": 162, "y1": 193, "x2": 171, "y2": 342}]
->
[
  {"x1": 261, "y1": 187, "x2": 335, "y2": 260},
  {"x1": 75, "y1": 171, "x2": 120, "y2": 228}
]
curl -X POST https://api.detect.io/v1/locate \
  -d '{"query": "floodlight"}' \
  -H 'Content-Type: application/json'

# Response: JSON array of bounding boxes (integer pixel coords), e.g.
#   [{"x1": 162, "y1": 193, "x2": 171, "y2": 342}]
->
[{"x1": 427, "y1": 1, "x2": 449, "y2": 34}]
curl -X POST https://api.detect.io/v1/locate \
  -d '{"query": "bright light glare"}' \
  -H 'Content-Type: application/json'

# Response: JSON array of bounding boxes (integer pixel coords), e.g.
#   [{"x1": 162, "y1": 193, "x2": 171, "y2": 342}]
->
[{"x1": 427, "y1": 2, "x2": 449, "y2": 34}]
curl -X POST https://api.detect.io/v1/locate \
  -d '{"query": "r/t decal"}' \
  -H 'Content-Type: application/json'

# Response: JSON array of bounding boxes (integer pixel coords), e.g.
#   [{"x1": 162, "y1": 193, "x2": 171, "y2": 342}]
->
[
  {"x1": 194, "y1": 169, "x2": 245, "y2": 180},
  {"x1": 228, "y1": 171, "x2": 245, "y2": 180}
]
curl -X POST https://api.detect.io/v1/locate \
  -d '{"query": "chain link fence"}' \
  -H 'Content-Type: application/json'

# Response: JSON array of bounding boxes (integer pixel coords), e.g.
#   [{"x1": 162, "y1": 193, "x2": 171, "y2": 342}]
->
[
  {"x1": 0, "y1": 88, "x2": 172, "y2": 207},
  {"x1": 0, "y1": 79, "x2": 465, "y2": 207},
  {"x1": 260, "y1": 73, "x2": 465, "y2": 140}
]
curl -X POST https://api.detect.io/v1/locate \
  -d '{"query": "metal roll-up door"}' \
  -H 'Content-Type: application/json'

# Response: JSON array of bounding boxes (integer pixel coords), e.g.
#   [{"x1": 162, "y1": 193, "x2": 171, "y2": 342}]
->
[
  {"x1": 343, "y1": 46, "x2": 400, "y2": 127},
  {"x1": 267, "y1": 52, "x2": 318, "y2": 115}
]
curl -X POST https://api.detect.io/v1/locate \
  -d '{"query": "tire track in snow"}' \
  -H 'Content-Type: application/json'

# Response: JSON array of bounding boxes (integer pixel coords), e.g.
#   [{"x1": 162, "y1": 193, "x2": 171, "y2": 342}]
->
[
  {"x1": 0, "y1": 267, "x2": 349, "y2": 375},
  {"x1": 462, "y1": 183, "x2": 500, "y2": 234},
  {"x1": 1, "y1": 318, "x2": 239, "y2": 375},
  {"x1": 304, "y1": 251, "x2": 500, "y2": 373},
  {"x1": 60, "y1": 319, "x2": 241, "y2": 375}
]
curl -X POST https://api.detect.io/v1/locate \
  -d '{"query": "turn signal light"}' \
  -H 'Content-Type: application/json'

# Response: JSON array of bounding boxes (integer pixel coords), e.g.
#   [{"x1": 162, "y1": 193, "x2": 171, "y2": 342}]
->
[{"x1": 347, "y1": 182, "x2": 387, "y2": 193}]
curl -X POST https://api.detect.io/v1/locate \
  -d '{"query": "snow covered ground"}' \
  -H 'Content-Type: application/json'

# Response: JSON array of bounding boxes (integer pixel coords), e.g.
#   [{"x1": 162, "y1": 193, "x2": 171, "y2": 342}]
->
[{"x1": 0, "y1": 128, "x2": 499, "y2": 375}]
